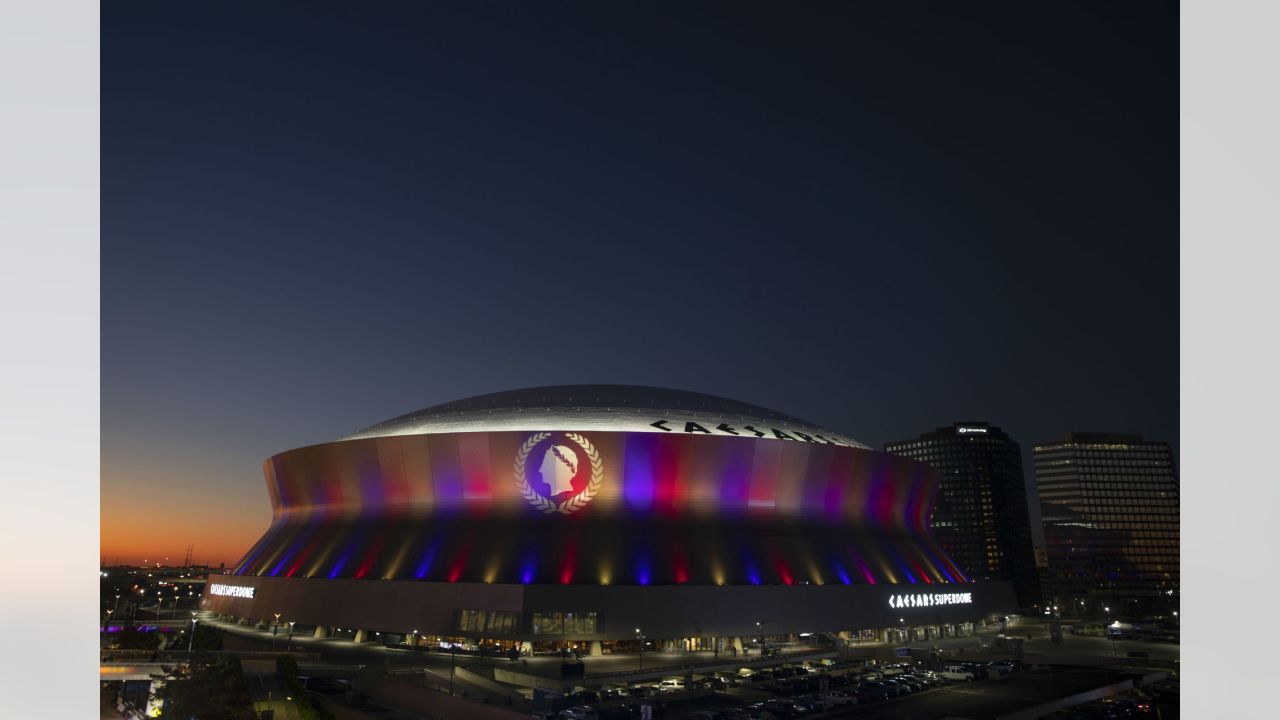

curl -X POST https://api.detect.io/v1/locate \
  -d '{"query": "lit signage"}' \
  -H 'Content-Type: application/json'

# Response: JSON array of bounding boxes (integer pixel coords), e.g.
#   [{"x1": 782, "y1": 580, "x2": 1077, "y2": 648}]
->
[
  {"x1": 956, "y1": 427, "x2": 988, "y2": 434},
  {"x1": 208, "y1": 583, "x2": 255, "y2": 599},
  {"x1": 888, "y1": 592, "x2": 972, "y2": 609},
  {"x1": 649, "y1": 419, "x2": 860, "y2": 447}
]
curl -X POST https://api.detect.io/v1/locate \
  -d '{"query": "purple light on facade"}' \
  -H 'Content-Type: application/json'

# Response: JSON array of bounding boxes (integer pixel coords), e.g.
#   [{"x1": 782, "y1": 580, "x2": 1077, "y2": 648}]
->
[
  {"x1": 520, "y1": 552, "x2": 537, "y2": 584},
  {"x1": 624, "y1": 434, "x2": 656, "y2": 512},
  {"x1": 358, "y1": 456, "x2": 386, "y2": 509},
  {"x1": 633, "y1": 549, "x2": 652, "y2": 585},
  {"x1": 414, "y1": 538, "x2": 441, "y2": 580},
  {"x1": 328, "y1": 546, "x2": 354, "y2": 579},
  {"x1": 717, "y1": 441, "x2": 753, "y2": 515}
]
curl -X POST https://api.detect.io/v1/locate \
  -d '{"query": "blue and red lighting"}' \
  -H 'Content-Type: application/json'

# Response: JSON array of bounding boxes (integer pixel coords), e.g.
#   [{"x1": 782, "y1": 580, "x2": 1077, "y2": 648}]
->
[{"x1": 236, "y1": 427, "x2": 967, "y2": 586}]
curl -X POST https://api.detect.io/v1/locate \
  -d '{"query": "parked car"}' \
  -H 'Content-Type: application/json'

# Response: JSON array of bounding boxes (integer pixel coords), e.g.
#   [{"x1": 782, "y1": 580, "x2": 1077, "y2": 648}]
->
[
  {"x1": 937, "y1": 666, "x2": 976, "y2": 682},
  {"x1": 878, "y1": 678, "x2": 912, "y2": 696},
  {"x1": 895, "y1": 676, "x2": 927, "y2": 693},
  {"x1": 558, "y1": 707, "x2": 598, "y2": 720},
  {"x1": 987, "y1": 661, "x2": 1014, "y2": 676},
  {"x1": 600, "y1": 688, "x2": 630, "y2": 699},
  {"x1": 824, "y1": 690, "x2": 857, "y2": 707},
  {"x1": 656, "y1": 678, "x2": 686, "y2": 693},
  {"x1": 762, "y1": 699, "x2": 809, "y2": 717},
  {"x1": 856, "y1": 682, "x2": 895, "y2": 701},
  {"x1": 908, "y1": 672, "x2": 946, "y2": 688}
]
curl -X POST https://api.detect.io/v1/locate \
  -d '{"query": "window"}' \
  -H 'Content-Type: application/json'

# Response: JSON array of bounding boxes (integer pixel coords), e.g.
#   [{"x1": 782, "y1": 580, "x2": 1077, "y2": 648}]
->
[
  {"x1": 456, "y1": 609, "x2": 520, "y2": 635},
  {"x1": 532, "y1": 611, "x2": 598, "y2": 635}
]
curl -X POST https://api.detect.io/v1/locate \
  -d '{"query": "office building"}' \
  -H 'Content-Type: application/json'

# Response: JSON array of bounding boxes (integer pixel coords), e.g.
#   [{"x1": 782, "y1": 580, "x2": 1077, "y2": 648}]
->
[
  {"x1": 885, "y1": 422, "x2": 1041, "y2": 609},
  {"x1": 1034, "y1": 433, "x2": 1179, "y2": 615}
]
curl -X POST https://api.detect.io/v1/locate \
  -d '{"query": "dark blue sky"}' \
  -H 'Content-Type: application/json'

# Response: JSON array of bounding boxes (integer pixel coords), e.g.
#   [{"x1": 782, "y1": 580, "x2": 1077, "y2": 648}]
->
[{"x1": 102, "y1": 2, "x2": 1176, "y2": 562}]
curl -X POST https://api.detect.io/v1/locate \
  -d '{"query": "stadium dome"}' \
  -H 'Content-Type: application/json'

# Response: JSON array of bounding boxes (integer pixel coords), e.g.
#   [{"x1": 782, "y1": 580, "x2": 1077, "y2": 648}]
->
[
  {"x1": 344, "y1": 385, "x2": 869, "y2": 448},
  {"x1": 202, "y1": 385, "x2": 1015, "y2": 650}
]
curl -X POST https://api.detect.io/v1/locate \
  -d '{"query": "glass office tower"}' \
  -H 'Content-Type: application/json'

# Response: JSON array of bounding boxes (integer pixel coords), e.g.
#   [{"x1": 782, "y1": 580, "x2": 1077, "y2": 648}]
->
[
  {"x1": 1034, "y1": 433, "x2": 1179, "y2": 615},
  {"x1": 886, "y1": 422, "x2": 1041, "y2": 609}
]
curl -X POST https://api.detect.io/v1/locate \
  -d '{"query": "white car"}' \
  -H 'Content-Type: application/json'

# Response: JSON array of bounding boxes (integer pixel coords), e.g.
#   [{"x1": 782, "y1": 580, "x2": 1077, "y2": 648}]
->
[
  {"x1": 655, "y1": 678, "x2": 686, "y2": 693},
  {"x1": 937, "y1": 666, "x2": 976, "y2": 682}
]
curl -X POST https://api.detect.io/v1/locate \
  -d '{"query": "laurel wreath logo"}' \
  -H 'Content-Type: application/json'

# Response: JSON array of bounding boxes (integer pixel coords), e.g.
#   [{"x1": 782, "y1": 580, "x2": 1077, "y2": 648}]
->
[{"x1": 514, "y1": 431, "x2": 603, "y2": 515}]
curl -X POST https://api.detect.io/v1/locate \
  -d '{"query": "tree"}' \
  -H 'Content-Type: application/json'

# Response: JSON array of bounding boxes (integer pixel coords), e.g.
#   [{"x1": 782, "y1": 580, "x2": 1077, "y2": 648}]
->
[{"x1": 152, "y1": 658, "x2": 255, "y2": 720}]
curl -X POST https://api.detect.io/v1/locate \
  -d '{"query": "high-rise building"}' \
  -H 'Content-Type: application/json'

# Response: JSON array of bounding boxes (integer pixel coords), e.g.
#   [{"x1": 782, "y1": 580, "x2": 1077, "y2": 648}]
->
[
  {"x1": 885, "y1": 422, "x2": 1041, "y2": 609},
  {"x1": 1033, "y1": 433, "x2": 1179, "y2": 615}
]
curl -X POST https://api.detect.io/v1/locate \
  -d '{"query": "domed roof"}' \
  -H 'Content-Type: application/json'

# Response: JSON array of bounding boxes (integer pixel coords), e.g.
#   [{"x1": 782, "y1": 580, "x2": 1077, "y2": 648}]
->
[{"x1": 344, "y1": 384, "x2": 867, "y2": 448}]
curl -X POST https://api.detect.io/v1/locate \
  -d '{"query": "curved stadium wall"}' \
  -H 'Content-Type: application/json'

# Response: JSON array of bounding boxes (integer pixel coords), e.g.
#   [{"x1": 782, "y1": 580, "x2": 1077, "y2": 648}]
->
[{"x1": 201, "y1": 387, "x2": 1016, "y2": 641}]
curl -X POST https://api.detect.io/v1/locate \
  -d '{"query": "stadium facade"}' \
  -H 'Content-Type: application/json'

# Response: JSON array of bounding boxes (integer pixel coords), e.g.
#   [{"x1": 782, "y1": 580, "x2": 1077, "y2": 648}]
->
[{"x1": 201, "y1": 386, "x2": 1016, "y2": 651}]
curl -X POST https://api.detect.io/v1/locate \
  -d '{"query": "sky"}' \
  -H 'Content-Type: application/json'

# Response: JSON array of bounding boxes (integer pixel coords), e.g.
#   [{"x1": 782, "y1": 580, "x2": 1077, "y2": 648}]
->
[{"x1": 102, "y1": 1, "x2": 1177, "y2": 567}]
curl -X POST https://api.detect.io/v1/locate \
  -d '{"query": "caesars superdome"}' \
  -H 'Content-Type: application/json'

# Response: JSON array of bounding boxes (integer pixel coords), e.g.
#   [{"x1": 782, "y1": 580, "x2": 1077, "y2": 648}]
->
[{"x1": 202, "y1": 386, "x2": 1015, "y2": 645}]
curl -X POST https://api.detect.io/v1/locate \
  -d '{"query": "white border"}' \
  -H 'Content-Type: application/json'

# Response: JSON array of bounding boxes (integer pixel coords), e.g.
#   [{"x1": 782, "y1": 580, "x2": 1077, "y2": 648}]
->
[
  {"x1": 1182, "y1": 0, "x2": 1280, "y2": 716},
  {"x1": 1, "y1": 0, "x2": 1273, "y2": 713},
  {"x1": 0, "y1": 1, "x2": 100, "y2": 716}
]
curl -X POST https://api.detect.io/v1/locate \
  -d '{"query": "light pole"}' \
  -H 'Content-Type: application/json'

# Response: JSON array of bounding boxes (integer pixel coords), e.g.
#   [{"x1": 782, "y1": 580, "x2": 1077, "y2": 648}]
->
[
  {"x1": 103, "y1": 609, "x2": 113, "y2": 651},
  {"x1": 449, "y1": 643, "x2": 458, "y2": 696},
  {"x1": 1104, "y1": 606, "x2": 1115, "y2": 657},
  {"x1": 756, "y1": 621, "x2": 763, "y2": 655},
  {"x1": 287, "y1": 621, "x2": 295, "y2": 653},
  {"x1": 900, "y1": 618, "x2": 906, "y2": 645},
  {"x1": 187, "y1": 612, "x2": 198, "y2": 655},
  {"x1": 635, "y1": 628, "x2": 644, "y2": 671},
  {"x1": 272, "y1": 612, "x2": 282, "y2": 651}
]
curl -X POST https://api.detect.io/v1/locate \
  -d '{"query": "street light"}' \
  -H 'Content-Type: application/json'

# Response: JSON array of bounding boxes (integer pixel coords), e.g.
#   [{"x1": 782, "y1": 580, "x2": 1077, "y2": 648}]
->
[
  {"x1": 187, "y1": 612, "x2": 198, "y2": 655},
  {"x1": 287, "y1": 621, "x2": 296, "y2": 653},
  {"x1": 635, "y1": 628, "x2": 644, "y2": 671},
  {"x1": 900, "y1": 617, "x2": 906, "y2": 645},
  {"x1": 449, "y1": 642, "x2": 458, "y2": 696},
  {"x1": 1104, "y1": 607, "x2": 1116, "y2": 657},
  {"x1": 102, "y1": 609, "x2": 113, "y2": 651},
  {"x1": 272, "y1": 612, "x2": 282, "y2": 651},
  {"x1": 756, "y1": 621, "x2": 763, "y2": 655}
]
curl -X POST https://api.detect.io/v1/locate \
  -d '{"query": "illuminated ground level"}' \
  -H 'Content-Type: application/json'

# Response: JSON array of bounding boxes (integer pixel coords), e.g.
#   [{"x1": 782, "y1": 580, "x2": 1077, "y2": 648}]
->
[{"x1": 200, "y1": 573, "x2": 1017, "y2": 655}]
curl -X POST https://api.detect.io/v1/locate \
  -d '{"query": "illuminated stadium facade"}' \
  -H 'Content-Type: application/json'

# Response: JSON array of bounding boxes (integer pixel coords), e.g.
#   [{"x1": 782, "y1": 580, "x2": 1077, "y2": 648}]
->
[{"x1": 201, "y1": 386, "x2": 1016, "y2": 651}]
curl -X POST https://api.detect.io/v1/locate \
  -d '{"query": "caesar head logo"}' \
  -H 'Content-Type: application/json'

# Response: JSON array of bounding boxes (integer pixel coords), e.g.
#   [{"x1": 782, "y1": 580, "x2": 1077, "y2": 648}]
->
[
  {"x1": 515, "y1": 432, "x2": 602, "y2": 515},
  {"x1": 539, "y1": 444, "x2": 579, "y2": 496}
]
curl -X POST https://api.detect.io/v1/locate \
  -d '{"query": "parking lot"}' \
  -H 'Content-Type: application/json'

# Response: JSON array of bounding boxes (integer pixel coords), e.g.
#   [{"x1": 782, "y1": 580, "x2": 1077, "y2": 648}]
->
[{"x1": 538, "y1": 660, "x2": 1170, "y2": 719}]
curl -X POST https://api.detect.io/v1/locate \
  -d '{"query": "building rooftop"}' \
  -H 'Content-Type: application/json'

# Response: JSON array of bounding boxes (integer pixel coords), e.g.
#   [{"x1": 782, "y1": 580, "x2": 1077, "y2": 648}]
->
[{"x1": 344, "y1": 384, "x2": 866, "y2": 447}]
